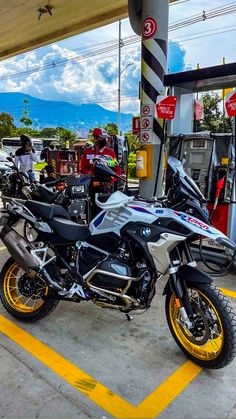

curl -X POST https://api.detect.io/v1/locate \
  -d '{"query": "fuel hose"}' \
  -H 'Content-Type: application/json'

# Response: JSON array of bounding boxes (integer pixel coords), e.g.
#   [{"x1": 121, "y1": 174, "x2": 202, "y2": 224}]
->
[{"x1": 199, "y1": 236, "x2": 236, "y2": 276}]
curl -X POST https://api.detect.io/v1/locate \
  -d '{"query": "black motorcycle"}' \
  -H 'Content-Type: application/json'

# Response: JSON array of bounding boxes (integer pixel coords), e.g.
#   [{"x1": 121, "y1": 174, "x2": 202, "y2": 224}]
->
[{"x1": 1, "y1": 157, "x2": 30, "y2": 207}]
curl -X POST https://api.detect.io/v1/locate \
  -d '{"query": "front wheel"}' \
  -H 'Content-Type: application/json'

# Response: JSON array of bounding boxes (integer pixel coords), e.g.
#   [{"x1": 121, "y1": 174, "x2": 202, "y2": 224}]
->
[
  {"x1": 0, "y1": 257, "x2": 59, "y2": 322},
  {"x1": 165, "y1": 283, "x2": 236, "y2": 369}
]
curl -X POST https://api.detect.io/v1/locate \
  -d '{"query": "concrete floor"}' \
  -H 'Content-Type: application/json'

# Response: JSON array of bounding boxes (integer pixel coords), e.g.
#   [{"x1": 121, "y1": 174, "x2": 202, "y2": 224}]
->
[{"x1": 0, "y1": 232, "x2": 235, "y2": 418}]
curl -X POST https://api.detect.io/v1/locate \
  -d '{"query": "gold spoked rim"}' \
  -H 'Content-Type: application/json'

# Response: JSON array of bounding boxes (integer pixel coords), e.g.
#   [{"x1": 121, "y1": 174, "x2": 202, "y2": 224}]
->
[
  {"x1": 169, "y1": 288, "x2": 224, "y2": 361},
  {"x1": 3, "y1": 262, "x2": 48, "y2": 313}
]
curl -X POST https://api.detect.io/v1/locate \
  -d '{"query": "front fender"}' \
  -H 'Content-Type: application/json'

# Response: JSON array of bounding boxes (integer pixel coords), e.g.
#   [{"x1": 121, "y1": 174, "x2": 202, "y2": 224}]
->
[{"x1": 163, "y1": 264, "x2": 213, "y2": 295}]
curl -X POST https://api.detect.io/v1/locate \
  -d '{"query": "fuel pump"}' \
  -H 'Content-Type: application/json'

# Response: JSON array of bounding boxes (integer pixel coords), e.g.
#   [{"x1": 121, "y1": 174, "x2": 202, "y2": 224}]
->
[{"x1": 166, "y1": 132, "x2": 235, "y2": 240}]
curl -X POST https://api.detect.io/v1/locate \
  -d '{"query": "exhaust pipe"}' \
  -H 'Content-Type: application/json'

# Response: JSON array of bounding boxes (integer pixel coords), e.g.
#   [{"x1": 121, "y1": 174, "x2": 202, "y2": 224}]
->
[
  {"x1": 0, "y1": 225, "x2": 63, "y2": 291},
  {"x1": 1, "y1": 225, "x2": 38, "y2": 275}
]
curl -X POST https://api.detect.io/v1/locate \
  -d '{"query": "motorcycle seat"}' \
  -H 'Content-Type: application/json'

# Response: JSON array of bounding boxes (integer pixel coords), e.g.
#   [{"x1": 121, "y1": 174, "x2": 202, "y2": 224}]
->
[
  {"x1": 25, "y1": 200, "x2": 70, "y2": 221},
  {"x1": 49, "y1": 217, "x2": 90, "y2": 241},
  {"x1": 37, "y1": 184, "x2": 61, "y2": 204}
]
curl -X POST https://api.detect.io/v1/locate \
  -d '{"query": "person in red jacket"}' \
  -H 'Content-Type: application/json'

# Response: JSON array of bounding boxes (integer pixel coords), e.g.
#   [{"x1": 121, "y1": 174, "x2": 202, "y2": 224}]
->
[{"x1": 81, "y1": 128, "x2": 121, "y2": 176}]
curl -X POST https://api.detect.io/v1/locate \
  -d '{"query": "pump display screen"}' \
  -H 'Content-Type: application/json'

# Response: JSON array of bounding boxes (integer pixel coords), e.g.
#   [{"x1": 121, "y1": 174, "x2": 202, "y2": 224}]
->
[
  {"x1": 191, "y1": 139, "x2": 207, "y2": 149},
  {"x1": 190, "y1": 153, "x2": 204, "y2": 164}
]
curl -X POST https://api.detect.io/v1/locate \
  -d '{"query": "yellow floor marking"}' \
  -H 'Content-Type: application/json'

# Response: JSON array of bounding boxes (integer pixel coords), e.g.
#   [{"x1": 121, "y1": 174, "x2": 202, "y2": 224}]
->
[
  {"x1": 0, "y1": 314, "x2": 202, "y2": 419},
  {"x1": 221, "y1": 288, "x2": 236, "y2": 299},
  {"x1": 0, "y1": 246, "x2": 6, "y2": 251}
]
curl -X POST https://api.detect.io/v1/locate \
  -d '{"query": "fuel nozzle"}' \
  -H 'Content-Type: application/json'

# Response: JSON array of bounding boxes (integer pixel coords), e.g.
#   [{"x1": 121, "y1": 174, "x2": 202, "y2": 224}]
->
[{"x1": 213, "y1": 178, "x2": 225, "y2": 210}]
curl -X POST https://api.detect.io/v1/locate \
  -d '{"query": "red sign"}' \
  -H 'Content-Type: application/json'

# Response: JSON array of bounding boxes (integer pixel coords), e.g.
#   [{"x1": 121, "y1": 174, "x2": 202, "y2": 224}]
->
[
  {"x1": 194, "y1": 99, "x2": 204, "y2": 120},
  {"x1": 156, "y1": 96, "x2": 177, "y2": 120},
  {"x1": 142, "y1": 17, "x2": 157, "y2": 39},
  {"x1": 225, "y1": 92, "x2": 236, "y2": 117},
  {"x1": 132, "y1": 116, "x2": 140, "y2": 135}
]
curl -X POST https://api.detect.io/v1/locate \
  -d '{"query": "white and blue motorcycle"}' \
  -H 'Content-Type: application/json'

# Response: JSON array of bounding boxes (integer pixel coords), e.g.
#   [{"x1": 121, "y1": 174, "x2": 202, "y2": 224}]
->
[{"x1": 0, "y1": 161, "x2": 235, "y2": 369}]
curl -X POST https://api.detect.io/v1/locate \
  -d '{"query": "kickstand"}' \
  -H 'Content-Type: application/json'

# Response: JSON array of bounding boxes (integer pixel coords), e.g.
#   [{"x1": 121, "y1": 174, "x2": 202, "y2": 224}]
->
[{"x1": 126, "y1": 313, "x2": 133, "y2": 321}]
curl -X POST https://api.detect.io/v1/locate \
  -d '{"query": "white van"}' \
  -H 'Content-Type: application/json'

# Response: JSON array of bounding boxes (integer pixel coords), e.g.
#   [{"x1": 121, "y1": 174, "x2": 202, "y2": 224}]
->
[{"x1": 1, "y1": 137, "x2": 43, "y2": 156}]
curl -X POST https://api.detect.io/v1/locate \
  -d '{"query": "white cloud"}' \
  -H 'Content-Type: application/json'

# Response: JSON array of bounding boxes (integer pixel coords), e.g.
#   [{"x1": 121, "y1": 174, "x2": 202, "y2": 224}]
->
[{"x1": 1, "y1": 0, "x2": 234, "y2": 116}]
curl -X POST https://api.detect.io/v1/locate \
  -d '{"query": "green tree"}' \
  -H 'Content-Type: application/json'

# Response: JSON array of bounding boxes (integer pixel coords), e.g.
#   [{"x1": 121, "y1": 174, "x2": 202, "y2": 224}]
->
[
  {"x1": 12, "y1": 127, "x2": 41, "y2": 137},
  {"x1": 56, "y1": 127, "x2": 78, "y2": 147},
  {"x1": 0, "y1": 112, "x2": 16, "y2": 139},
  {"x1": 125, "y1": 132, "x2": 140, "y2": 153},
  {"x1": 20, "y1": 99, "x2": 32, "y2": 127},
  {"x1": 40, "y1": 127, "x2": 58, "y2": 138},
  {"x1": 197, "y1": 92, "x2": 232, "y2": 133},
  {"x1": 103, "y1": 123, "x2": 118, "y2": 135}
]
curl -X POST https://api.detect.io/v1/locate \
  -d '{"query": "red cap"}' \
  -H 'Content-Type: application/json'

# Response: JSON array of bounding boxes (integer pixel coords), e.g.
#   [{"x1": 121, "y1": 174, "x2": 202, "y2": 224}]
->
[{"x1": 93, "y1": 128, "x2": 109, "y2": 138}]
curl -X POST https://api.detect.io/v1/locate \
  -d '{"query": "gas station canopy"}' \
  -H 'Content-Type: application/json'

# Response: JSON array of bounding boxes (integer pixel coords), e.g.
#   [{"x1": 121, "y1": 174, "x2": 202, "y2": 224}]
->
[
  {"x1": 0, "y1": 0, "x2": 177, "y2": 61},
  {"x1": 165, "y1": 62, "x2": 236, "y2": 92}
]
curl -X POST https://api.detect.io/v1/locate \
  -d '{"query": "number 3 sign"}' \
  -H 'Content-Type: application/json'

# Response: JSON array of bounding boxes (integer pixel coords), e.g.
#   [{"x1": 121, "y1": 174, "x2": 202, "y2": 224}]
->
[{"x1": 142, "y1": 17, "x2": 157, "y2": 39}]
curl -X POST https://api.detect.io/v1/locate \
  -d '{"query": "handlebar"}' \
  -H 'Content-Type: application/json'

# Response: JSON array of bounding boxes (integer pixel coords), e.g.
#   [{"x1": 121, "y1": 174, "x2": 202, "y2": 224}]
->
[{"x1": 43, "y1": 177, "x2": 66, "y2": 187}]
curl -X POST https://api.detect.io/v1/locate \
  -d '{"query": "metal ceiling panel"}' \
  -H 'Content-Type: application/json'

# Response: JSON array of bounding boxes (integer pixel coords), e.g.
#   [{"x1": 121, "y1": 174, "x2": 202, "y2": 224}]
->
[{"x1": 0, "y1": 0, "x2": 177, "y2": 60}]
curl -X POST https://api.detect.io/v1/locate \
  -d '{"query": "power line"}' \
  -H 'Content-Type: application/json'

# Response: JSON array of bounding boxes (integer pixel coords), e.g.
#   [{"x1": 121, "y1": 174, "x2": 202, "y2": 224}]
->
[
  {"x1": 2, "y1": 3, "x2": 236, "y2": 82},
  {"x1": 171, "y1": 25, "x2": 236, "y2": 43}
]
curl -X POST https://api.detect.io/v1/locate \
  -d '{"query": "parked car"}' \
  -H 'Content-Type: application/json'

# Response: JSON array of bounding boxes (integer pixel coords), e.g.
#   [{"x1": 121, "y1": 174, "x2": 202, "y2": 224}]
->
[{"x1": 0, "y1": 151, "x2": 14, "y2": 190}]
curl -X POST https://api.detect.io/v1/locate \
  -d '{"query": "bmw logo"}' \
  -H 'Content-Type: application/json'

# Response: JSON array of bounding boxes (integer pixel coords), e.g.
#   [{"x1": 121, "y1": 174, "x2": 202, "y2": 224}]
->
[{"x1": 141, "y1": 227, "x2": 151, "y2": 237}]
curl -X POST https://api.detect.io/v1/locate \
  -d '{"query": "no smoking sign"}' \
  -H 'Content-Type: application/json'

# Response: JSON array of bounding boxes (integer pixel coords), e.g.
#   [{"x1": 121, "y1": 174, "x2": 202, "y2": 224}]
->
[
  {"x1": 142, "y1": 132, "x2": 150, "y2": 142},
  {"x1": 141, "y1": 103, "x2": 154, "y2": 117}
]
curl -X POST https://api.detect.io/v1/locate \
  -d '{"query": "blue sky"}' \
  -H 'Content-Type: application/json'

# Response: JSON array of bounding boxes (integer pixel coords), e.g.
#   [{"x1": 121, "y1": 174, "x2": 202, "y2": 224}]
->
[{"x1": 0, "y1": 0, "x2": 236, "y2": 115}]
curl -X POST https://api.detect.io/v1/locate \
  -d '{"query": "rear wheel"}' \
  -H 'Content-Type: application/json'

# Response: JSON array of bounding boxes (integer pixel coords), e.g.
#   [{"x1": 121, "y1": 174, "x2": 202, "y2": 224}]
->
[
  {"x1": 165, "y1": 283, "x2": 236, "y2": 369},
  {"x1": 0, "y1": 257, "x2": 59, "y2": 322}
]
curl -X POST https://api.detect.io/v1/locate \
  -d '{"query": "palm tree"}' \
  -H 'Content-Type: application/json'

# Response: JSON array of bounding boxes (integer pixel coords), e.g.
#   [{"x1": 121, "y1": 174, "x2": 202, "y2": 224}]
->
[{"x1": 56, "y1": 128, "x2": 78, "y2": 147}]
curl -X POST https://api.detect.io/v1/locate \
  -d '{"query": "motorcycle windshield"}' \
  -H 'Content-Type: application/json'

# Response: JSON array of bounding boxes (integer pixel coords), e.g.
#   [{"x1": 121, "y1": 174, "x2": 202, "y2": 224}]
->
[{"x1": 167, "y1": 156, "x2": 204, "y2": 200}]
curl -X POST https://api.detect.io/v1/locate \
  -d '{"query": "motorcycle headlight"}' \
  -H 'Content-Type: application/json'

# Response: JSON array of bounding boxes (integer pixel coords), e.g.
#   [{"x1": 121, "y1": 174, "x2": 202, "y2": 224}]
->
[{"x1": 72, "y1": 185, "x2": 85, "y2": 193}]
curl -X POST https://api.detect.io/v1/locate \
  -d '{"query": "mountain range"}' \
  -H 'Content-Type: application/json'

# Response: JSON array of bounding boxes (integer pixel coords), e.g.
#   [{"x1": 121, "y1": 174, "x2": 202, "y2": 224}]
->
[{"x1": 0, "y1": 92, "x2": 133, "y2": 135}]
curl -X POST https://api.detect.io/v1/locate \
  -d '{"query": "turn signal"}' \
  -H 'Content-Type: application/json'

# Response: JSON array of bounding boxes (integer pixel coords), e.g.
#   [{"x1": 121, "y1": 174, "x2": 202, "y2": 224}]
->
[{"x1": 175, "y1": 299, "x2": 181, "y2": 308}]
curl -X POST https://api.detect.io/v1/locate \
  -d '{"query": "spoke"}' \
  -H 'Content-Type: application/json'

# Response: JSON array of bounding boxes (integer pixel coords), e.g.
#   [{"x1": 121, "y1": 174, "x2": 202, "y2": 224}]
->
[
  {"x1": 23, "y1": 296, "x2": 34, "y2": 306},
  {"x1": 13, "y1": 295, "x2": 22, "y2": 304},
  {"x1": 9, "y1": 286, "x2": 18, "y2": 291}
]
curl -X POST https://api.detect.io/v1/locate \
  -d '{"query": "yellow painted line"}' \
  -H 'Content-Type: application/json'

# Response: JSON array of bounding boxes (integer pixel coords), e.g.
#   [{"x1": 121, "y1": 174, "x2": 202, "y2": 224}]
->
[
  {"x1": 0, "y1": 314, "x2": 202, "y2": 418},
  {"x1": 221, "y1": 288, "x2": 236, "y2": 299},
  {"x1": 0, "y1": 246, "x2": 6, "y2": 251}
]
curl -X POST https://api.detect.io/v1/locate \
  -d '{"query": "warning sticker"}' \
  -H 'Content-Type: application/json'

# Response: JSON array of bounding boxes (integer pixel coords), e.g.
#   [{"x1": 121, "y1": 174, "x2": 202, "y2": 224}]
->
[
  {"x1": 141, "y1": 104, "x2": 154, "y2": 117},
  {"x1": 141, "y1": 131, "x2": 153, "y2": 144},
  {"x1": 141, "y1": 117, "x2": 153, "y2": 129}
]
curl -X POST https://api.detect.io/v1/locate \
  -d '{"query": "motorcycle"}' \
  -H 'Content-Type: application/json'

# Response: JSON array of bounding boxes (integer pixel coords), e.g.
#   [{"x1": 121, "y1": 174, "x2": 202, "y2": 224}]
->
[
  {"x1": 23, "y1": 162, "x2": 125, "y2": 241},
  {"x1": 0, "y1": 163, "x2": 235, "y2": 369},
  {"x1": 1, "y1": 157, "x2": 30, "y2": 206}
]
